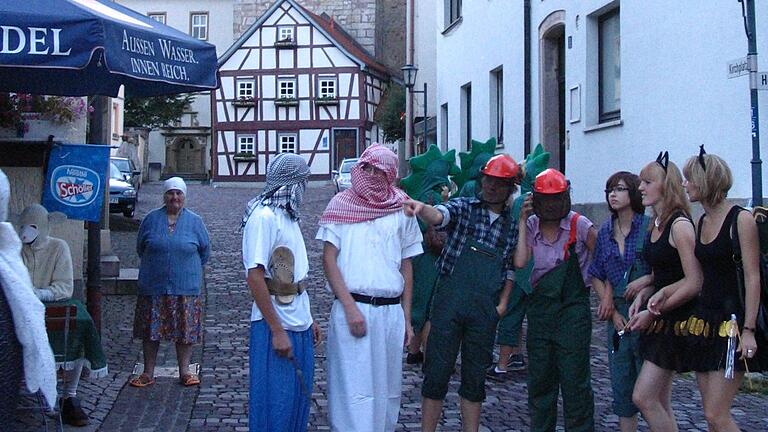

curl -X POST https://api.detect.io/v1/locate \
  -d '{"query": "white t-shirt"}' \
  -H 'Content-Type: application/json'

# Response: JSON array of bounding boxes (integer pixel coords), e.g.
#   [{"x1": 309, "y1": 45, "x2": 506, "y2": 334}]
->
[
  {"x1": 315, "y1": 211, "x2": 424, "y2": 298},
  {"x1": 242, "y1": 205, "x2": 312, "y2": 331}
]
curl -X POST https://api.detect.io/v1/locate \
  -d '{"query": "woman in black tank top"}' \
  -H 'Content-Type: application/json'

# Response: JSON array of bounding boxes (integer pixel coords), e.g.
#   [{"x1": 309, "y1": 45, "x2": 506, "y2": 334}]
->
[
  {"x1": 683, "y1": 151, "x2": 763, "y2": 431},
  {"x1": 626, "y1": 156, "x2": 703, "y2": 431}
]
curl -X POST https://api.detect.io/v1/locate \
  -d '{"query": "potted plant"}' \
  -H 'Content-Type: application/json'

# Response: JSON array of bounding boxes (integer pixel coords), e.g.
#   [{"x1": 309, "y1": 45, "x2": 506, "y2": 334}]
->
[
  {"x1": 232, "y1": 96, "x2": 256, "y2": 107},
  {"x1": 0, "y1": 92, "x2": 92, "y2": 139},
  {"x1": 274, "y1": 37, "x2": 297, "y2": 49},
  {"x1": 314, "y1": 95, "x2": 339, "y2": 106},
  {"x1": 274, "y1": 96, "x2": 299, "y2": 107},
  {"x1": 233, "y1": 151, "x2": 257, "y2": 161}
]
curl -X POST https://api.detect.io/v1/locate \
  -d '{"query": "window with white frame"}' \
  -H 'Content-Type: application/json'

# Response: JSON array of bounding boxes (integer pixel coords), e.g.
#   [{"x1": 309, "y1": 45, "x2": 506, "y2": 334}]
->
[
  {"x1": 277, "y1": 79, "x2": 296, "y2": 99},
  {"x1": 490, "y1": 68, "x2": 503, "y2": 146},
  {"x1": 148, "y1": 13, "x2": 166, "y2": 24},
  {"x1": 318, "y1": 77, "x2": 337, "y2": 98},
  {"x1": 598, "y1": 8, "x2": 620, "y2": 122},
  {"x1": 190, "y1": 13, "x2": 208, "y2": 40},
  {"x1": 237, "y1": 80, "x2": 255, "y2": 99},
  {"x1": 238, "y1": 135, "x2": 255, "y2": 154},
  {"x1": 279, "y1": 134, "x2": 297, "y2": 153},
  {"x1": 444, "y1": 0, "x2": 462, "y2": 28},
  {"x1": 277, "y1": 26, "x2": 295, "y2": 42}
]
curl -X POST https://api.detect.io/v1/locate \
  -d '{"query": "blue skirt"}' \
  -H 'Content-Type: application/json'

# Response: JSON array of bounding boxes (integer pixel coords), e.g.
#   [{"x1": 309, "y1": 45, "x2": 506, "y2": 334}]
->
[{"x1": 249, "y1": 320, "x2": 314, "y2": 432}]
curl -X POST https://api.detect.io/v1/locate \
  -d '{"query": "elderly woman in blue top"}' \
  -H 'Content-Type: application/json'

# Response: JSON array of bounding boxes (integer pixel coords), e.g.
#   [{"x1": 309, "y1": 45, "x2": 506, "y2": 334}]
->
[
  {"x1": 589, "y1": 171, "x2": 651, "y2": 432},
  {"x1": 130, "y1": 177, "x2": 210, "y2": 388}
]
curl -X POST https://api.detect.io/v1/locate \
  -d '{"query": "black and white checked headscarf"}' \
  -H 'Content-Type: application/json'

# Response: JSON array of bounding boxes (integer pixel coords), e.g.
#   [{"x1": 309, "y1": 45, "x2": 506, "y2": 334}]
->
[{"x1": 241, "y1": 153, "x2": 310, "y2": 227}]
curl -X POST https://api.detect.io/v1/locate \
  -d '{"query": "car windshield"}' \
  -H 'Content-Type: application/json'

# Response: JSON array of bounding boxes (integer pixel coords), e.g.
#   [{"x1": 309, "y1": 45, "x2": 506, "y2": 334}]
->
[
  {"x1": 340, "y1": 160, "x2": 357, "y2": 173},
  {"x1": 109, "y1": 163, "x2": 124, "y2": 180},
  {"x1": 111, "y1": 159, "x2": 131, "y2": 172}
]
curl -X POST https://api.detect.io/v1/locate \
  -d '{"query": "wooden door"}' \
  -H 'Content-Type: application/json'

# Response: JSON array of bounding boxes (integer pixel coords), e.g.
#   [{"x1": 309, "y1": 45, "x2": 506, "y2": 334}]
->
[
  {"x1": 176, "y1": 139, "x2": 202, "y2": 173},
  {"x1": 333, "y1": 129, "x2": 358, "y2": 169}
]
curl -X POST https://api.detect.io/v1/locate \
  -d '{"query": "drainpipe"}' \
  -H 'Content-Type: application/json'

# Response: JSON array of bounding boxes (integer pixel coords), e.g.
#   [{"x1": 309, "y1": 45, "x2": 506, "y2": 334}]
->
[{"x1": 524, "y1": 0, "x2": 532, "y2": 156}]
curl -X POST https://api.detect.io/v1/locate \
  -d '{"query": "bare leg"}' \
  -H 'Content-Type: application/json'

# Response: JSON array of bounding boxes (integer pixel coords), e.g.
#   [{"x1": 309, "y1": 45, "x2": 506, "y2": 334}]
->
[
  {"x1": 176, "y1": 342, "x2": 192, "y2": 376},
  {"x1": 460, "y1": 398, "x2": 481, "y2": 432},
  {"x1": 142, "y1": 340, "x2": 160, "y2": 377},
  {"x1": 632, "y1": 361, "x2": 678, "y2": 432},
  {"x1": 619, "y1": 415, "x2": 638, "y2": 432},
  {"x1": 697, "y1": 370, "x2": 743, "y2": 432},
  {"x1": 421, "y1": 397, "x2": 443, "y2": 432},
  {"x1": 421, "y1": 321, "x2": 431, "y2": 352}
]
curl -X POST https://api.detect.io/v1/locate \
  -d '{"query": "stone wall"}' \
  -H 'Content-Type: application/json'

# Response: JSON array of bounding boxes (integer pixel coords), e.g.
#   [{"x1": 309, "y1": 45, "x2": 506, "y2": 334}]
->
[
  {"x1": 375, "y1": 0, "x2": 405, "y2": 76},
  {"x1": 235, "y1": 0, "x2": 404, "y2": 73}
]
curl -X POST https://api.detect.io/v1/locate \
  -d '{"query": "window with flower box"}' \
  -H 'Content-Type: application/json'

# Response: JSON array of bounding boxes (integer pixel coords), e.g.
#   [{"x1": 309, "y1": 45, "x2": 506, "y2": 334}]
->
[
  {"x1": 275, "y1": 26, "x2": 296, "y2": 48},
  {"x1": 236, "y1": 135, "x2": 256, "y2": 157},
  {"x1": 275, "y1": 79, "x2": 298, "y2": 106},
  {"x1": 234, "y1": 80, "x2": 256, "y2": 106}
]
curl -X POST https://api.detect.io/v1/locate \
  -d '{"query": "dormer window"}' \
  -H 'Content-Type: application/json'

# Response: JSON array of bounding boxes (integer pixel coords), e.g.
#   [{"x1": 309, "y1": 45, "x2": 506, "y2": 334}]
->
[{"x1": 278, "y1": 26, "x2": 294, "y2": 42}]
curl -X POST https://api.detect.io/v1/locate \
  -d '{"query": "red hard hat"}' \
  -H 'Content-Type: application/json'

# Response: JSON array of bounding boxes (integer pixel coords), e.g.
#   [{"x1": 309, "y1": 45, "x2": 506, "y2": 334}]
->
[
  {"x1": 481, "y1": 154, "x2": 520, "y2": 179},
  {"x1": 533, "y1": 169, "x2": 569, "y2": 194}
]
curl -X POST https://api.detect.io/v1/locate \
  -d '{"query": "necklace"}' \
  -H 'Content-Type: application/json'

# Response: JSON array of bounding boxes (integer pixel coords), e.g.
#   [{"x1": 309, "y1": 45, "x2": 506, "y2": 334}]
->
[
  {"x1": 617, "y1": 221, "x2": 630, "y2": 238},
  {"x1": 654, "y1": 216, "x2": 661, "y2": 229}
]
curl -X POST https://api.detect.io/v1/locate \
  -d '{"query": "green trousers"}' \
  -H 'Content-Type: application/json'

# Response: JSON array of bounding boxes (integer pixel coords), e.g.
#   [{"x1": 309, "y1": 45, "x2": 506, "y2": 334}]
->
[{"x1": 527, "y1": 252, "x2": 594, "y2": 432}]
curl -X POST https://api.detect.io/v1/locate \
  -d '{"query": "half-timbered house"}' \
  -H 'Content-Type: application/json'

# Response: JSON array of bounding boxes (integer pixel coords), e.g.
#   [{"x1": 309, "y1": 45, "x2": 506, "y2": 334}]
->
[{"x1": 214, "y1": 0, "x2": 389, "y2": 181}]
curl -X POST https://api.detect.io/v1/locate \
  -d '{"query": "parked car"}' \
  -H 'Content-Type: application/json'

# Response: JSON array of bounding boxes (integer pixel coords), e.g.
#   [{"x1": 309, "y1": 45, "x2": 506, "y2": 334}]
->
[
  {"x1": 110, "y1": 156, "x2": 141, "y2": 195},
  {"x1": 108, "y1": 162, "x2": 137, "y2": 218},
  {"x1": 332, "y1": 157, "x2": 359, "y2": 193}
]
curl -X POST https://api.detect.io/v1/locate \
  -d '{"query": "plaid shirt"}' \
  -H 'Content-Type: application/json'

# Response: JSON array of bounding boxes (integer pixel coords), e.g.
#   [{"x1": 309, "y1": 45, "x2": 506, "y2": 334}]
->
[
  {"x1": 588, "y1": 213, "x2": 650, "y2": 294},
  {"x1": 435, "y1": 197, "x2": 518, "y2": 280}
]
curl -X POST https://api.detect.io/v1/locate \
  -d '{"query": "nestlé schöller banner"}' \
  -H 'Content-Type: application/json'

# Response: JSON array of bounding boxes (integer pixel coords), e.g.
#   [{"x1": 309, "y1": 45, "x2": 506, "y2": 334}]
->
[{"x1": 42, "y1": 144, "x2": 110, "y2": 222}]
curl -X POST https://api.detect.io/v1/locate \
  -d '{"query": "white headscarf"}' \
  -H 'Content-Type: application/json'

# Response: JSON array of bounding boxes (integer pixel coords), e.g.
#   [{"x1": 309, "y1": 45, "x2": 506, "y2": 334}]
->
[
  {"x1": 0, "y1": 169, "x2": 57, "y2": 408},
  {"x1": 163, "y1": 177, "x2": 187, "y2": 196}
]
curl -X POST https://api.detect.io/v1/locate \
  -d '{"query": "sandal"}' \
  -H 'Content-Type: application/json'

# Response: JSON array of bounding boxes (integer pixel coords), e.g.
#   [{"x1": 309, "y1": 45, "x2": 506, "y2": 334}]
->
[
  {"x1": 129, "y1": 373, "x2": 155, "y2": 387},
  {"x1": 180, "y1": 373, "x2": 200, "y2": 386}
]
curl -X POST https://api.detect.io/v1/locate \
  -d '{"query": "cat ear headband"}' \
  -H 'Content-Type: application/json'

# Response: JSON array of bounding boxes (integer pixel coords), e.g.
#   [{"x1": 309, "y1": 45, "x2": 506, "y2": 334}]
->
[{"x1": 655, "y1": 151, "x2": 669, "y2": 172}]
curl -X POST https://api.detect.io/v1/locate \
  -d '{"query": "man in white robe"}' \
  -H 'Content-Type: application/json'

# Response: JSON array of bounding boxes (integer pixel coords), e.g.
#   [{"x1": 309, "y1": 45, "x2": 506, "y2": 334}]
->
[{"x1": 317, "y1": 144, "x2": 423, "y2": 432}]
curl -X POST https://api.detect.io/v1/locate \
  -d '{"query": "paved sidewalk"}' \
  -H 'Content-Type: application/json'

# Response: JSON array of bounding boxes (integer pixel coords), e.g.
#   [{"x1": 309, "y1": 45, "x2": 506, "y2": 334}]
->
[{"x1": 18, "y1": 181, "x2": 767, "y2": 431}]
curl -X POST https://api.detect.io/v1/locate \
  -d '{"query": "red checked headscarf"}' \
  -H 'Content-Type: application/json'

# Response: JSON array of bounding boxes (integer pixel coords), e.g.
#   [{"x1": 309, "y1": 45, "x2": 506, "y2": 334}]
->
[{"x1": 319, "y1": 144, "x2": 408, "y2": 224}]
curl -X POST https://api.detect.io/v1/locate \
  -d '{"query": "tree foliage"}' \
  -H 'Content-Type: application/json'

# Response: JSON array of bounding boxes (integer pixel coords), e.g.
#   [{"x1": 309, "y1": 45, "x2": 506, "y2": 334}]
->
[
  {"x1": 124, "y1": 94, "x2": 194, "y2": 129},
  {"x1": 375, "y1": 84, "x2": 405, "y2": 142}
]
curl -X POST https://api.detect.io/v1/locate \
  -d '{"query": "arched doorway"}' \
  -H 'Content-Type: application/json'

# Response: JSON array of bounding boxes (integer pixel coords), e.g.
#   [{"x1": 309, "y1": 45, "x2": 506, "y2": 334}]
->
[{"x1": 539, "y1": 11, "x2": 566, "y2": 173}]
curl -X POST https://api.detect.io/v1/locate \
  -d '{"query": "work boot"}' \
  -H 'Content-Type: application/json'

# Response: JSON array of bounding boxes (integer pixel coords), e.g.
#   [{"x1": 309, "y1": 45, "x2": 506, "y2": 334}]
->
[{"x1": 61, "y1": 396, "x2": 89, "y2": 426}]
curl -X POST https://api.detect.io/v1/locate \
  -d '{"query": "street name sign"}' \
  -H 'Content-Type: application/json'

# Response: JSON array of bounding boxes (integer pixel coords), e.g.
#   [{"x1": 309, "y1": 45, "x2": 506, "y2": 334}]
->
[{"x1": 728, "y1": 57, "x2": 749, "y2": 78}]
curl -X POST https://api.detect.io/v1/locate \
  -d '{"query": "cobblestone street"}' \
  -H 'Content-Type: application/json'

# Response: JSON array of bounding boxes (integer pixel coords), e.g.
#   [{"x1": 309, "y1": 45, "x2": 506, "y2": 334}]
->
[{"x1": 36, "y1": 181, "x2": 768, "y2": 431}]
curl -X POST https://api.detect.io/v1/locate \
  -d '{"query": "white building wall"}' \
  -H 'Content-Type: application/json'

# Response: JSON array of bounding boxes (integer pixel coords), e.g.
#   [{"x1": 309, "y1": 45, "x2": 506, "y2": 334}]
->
[
  {"x1": 433, "y1": 0, "x2": 768, "y2": 204},
  {"x1": 413, "y1": 0, "x2": 437, "y2": 119}
]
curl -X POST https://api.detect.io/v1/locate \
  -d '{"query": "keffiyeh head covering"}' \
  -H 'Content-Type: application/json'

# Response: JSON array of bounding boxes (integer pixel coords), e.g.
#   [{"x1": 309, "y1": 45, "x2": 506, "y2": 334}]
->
[
  {"x1": 241, "y1": 153, "x2": 310, "y2": 227},
  {"x1": 319, "y1": 144, "x2": 408, "y2": 224}
]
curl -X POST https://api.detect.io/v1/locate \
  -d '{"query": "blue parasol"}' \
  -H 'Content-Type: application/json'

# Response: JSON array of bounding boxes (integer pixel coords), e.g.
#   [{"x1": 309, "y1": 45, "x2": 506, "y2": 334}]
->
[{"x1": 0, "y1": 0, "x2": 219, "y2": 97}]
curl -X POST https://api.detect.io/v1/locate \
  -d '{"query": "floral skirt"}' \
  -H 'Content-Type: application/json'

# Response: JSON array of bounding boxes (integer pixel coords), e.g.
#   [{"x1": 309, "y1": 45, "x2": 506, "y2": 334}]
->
[{"x1": 133, "y1": 295, "x2": 203, "y2": 344}]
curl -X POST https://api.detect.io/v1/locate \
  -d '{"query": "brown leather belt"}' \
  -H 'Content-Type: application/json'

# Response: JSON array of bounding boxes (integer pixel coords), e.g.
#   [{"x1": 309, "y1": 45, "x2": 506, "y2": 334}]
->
[{"x1": 265, "y1": 279, "x2": 305, "y2": 297}]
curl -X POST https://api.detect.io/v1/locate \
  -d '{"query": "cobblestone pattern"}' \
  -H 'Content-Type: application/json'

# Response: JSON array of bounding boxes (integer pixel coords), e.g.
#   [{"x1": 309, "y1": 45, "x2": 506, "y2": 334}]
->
[{"x1": 21, "y1": 182, "x2": 768, "y2": 431}]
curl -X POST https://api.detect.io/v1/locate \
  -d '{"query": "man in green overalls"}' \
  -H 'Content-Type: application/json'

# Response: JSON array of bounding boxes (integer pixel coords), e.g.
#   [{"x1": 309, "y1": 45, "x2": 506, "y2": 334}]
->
[
  {"x1": 404, "y1": 154, "x2": 521, "y2": 432},
  {"x1": 514, "y1": 169, "x2": 597, "y2": 431}
]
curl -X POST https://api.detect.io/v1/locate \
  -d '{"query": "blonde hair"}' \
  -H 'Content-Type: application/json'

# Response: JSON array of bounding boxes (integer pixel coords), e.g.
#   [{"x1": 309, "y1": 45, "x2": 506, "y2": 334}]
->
[
  {"x1": 639, "y1": 160, "x2": 691, "y2": 229},
  {"x1": 682, "y1": 153, "x2": 732, "y2": 207}
]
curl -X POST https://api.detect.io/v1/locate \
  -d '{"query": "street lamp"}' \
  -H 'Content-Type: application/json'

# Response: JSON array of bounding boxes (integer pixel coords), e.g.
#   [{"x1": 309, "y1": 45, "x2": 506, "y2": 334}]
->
[{"x1": 401, "y1": 64, "x2": 428, "y2": 156}]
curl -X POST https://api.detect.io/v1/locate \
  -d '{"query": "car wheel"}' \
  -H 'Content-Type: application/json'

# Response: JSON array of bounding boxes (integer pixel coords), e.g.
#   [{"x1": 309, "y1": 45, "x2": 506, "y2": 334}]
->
[{"x1": 123, "y1": 208, "x2": 135, "y2": 218}]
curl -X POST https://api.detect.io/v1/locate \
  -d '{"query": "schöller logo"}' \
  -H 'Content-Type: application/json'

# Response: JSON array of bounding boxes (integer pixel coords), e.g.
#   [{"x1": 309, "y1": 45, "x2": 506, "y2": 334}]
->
[{"x1": 50, "y1": 165, "x2": 101, "y2": 207}]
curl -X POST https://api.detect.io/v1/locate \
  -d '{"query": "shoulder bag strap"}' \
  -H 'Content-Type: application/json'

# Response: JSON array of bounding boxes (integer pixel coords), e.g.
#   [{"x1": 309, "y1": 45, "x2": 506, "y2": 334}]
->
[{"x1": 563, "y1": 212, "x2": 580, "y2": 261}]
